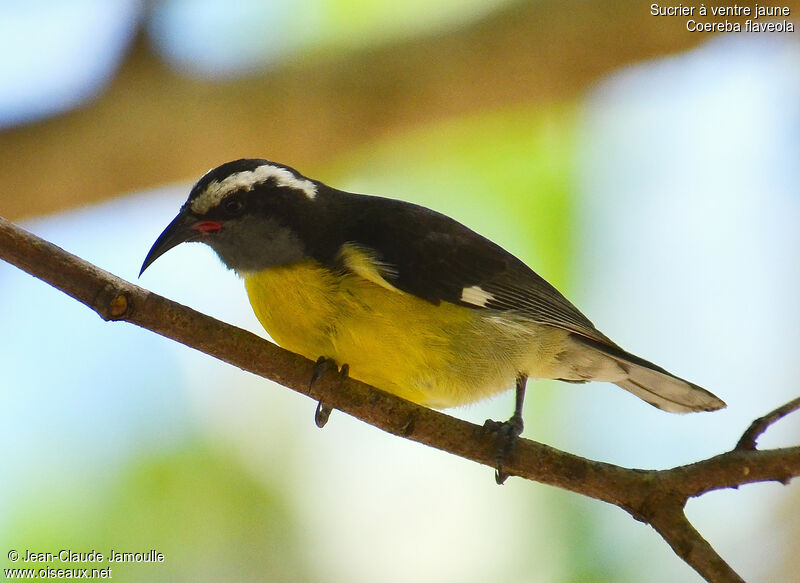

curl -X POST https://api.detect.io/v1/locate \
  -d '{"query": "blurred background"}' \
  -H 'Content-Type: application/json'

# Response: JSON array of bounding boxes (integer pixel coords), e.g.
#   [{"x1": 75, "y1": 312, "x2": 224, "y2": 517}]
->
[{"x1": 1, "y1": 2, "x2": 799, "y2": 581}]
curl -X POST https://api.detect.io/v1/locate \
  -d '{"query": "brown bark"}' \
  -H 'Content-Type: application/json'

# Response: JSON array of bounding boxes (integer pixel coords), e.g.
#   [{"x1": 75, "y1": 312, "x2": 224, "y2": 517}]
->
[{"x1": 2, "y1": 215, "x2": 799, "y2": 582}]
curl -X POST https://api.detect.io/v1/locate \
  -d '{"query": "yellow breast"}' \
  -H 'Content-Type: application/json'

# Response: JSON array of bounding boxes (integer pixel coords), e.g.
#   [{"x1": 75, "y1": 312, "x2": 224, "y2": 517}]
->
[{"x1": 243, "y1": 260, "x2": 565, "y2": 408}]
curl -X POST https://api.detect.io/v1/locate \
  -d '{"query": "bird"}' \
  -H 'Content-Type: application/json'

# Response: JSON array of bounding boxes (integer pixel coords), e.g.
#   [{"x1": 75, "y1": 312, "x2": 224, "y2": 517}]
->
[{"x1": 140, "y1": 158, "x2": 725, "y2": 481}]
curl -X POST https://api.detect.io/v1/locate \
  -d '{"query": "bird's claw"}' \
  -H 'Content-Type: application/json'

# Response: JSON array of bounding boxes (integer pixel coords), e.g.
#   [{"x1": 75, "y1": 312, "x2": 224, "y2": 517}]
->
[
  {"x1": 310, "y1": 357, "x2": 349, "y2": 428},
  {"x1": 311, "y1": 356, "x2": 339, "y2": 386},
  {"x1": 483, "y1": 414, "x2": 524, "y2": 485},
  {"x1": 315, "y1": 402, "x2": 332, "y2": 428}
]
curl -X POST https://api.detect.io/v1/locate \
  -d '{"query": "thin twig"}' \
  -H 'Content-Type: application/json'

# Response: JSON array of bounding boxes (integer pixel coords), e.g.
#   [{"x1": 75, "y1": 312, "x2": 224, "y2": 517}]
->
[{"x1": 736, "y1": 396, "x2": 800, "y2": 451}]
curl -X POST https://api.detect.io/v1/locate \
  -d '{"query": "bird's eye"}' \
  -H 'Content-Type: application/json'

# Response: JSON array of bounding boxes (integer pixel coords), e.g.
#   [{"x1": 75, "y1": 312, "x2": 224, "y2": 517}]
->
[{"x1": 223, "y1": 198, "x2": 244, "y2": 216}]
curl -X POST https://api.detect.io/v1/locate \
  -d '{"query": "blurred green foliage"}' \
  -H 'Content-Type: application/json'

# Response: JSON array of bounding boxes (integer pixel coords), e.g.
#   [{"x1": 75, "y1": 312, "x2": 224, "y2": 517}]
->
[
  {"x1": 7, "y1": 443, "x2": 311, "y2": 582},
  {"x1": 327, "y1": 105, "x2": 578, "y2": 290},
  {"x1": 318, "y1": 0, "x2": 511, "y2": 48}
]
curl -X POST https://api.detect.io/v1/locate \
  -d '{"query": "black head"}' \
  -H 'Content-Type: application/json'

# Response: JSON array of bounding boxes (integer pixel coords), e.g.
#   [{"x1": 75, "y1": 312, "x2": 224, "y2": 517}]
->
[{"x1": 140, "y1": 159, "x2": 322, "y2": 275}]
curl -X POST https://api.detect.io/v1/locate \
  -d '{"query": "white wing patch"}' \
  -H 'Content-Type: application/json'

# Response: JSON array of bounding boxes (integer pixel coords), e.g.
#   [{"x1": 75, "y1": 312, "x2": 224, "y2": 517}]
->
[
  {"x1": 460, "y1": 285, "x2": 495, "y2": 307},
  {"x1": 190, "y1": 164, "x2": 318, "y2": 214}
]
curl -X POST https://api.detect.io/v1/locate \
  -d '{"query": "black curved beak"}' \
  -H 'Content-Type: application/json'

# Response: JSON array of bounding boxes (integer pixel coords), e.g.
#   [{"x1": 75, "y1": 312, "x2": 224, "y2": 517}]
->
[{"x1": 139, "y1": 209, "x2": 198, "y2": 276}]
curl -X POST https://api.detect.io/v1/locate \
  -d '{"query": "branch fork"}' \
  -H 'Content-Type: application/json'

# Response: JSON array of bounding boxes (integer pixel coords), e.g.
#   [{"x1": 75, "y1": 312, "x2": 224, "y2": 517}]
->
[{"x1": 1, "y1": 215, "x2": 797, "y2": 583}]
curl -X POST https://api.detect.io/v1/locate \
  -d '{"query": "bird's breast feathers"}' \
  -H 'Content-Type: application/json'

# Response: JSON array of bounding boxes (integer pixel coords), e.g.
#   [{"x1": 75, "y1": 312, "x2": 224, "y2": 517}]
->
[{"x1": 242, "y1": 254, "x2": 572, "y2": 409}]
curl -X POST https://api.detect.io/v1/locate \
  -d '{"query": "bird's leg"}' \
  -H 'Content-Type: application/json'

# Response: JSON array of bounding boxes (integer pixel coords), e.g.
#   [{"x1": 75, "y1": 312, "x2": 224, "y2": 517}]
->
[
  {"x1": 483, "y1": 374, "x2": 527, "y2": 484},
  {"x1": 310, "y1": 357, "x2": 349, "y2": 428}
]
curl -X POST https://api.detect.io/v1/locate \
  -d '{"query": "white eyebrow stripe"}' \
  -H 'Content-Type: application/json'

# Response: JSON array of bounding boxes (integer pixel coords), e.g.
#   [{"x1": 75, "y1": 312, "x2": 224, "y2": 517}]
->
[
  {"x1": 460, "y1": 285, "x2": 495, "y2": 307},
  {"x1": 190, "y1": 164, "x2": 318, "y2": 214}
]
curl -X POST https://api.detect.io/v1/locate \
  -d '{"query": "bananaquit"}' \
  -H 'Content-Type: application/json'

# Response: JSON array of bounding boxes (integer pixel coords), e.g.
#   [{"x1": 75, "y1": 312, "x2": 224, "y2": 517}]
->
[{"x1": 141, "y1": 159, "x2": 725, "y2": 476}]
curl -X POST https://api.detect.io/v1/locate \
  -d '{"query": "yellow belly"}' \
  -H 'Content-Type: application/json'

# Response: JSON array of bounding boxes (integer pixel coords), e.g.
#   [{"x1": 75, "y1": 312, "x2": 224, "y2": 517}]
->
[{"x1": 243, "y1": 261, "x2": 569, "y2": 408}]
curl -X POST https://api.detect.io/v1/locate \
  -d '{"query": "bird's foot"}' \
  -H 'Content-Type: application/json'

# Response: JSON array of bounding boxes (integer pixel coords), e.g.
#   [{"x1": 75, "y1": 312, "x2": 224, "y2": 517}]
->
[
  {"x1": 310, "y1": 357, "x2": 349, "y2": 428},
  {"x1": 483, "y1": 374, "x2": 527, "y2": 484},
  {"x1": 483, "y1": 414, "x2": 524, "y2": 484}
]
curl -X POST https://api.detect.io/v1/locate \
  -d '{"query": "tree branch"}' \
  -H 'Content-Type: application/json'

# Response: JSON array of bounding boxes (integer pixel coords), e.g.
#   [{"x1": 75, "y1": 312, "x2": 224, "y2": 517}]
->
[
  {"x1": 648, "y1": 500, "x2": 745, "y2": 583},
  {"x1": 1, "y1": 214, "x2": 798, "y2": 583},
  {"x1": 736, "y1": 396, "x2": 800, "y2": 451}
]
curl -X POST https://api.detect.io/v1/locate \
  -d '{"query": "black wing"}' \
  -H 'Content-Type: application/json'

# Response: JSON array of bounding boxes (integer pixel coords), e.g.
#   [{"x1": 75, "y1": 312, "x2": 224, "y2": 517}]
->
[{"x1": 316, "y1": 190, "x2": 610, "y2": 345}]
